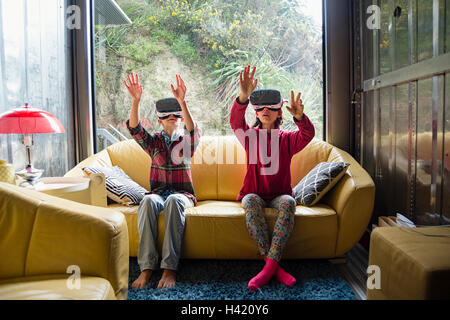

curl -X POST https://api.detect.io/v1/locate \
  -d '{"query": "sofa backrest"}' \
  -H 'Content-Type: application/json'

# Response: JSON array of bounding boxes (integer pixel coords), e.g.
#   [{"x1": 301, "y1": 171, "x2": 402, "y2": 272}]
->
[
  {"x1": 99, "y1": 136, "x2": 334, "y2": 201},
  {"x1": 0, "y1": 183, "x2": 44, "y2": 279}
]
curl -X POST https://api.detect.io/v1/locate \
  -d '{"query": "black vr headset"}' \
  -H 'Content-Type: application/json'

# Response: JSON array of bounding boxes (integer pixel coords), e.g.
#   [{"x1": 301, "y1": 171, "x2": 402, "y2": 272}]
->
[
  {"x1": 249, "y1": 89, "x2": 286, "y2": 112},
  {"x1": 156, "y1": 98, "x2": 183, "y2": 119}
]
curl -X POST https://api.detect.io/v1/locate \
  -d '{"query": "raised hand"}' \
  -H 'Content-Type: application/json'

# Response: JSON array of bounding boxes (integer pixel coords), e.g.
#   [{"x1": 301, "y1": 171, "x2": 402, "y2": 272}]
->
[
  {"x1": 239, "y1": 65, "x2": 258, "y2": 103},
  {"x1": 171, "y1": 74, "x2": 195, "y2": 132},
  {"x1": 171, "y1": 74, "x2": 187, "y2": 103},
  {"x1": 124, "y1": 72, "x2": 143, "y2": 102},
  {"x1": 286, "y1": 90, "x2": 304, "y2": 121}
]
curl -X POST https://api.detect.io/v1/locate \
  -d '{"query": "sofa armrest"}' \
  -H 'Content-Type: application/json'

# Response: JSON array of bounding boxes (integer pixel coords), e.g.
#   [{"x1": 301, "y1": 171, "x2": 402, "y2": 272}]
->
[
  {"x1": 322, "y1": 148, "x2": 375, "y2": 256},
  {"x1": 64, "y1": 149, "x2": 111, "y2": 207},
  {"x1": 0, "y1": 183, "x2": 129, "y2": 299},
  {"x1": 85, "y1": 173, "x2": 108, "y2": 207}
]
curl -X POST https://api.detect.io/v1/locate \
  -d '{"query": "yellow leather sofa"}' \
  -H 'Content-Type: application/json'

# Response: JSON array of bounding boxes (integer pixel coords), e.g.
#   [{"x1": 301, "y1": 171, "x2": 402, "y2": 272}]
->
[
  {"x1": 65, "y1": 136, "x2": 375, "y2": 260},
  {"x1": 0, "y1": 182, "x2": 129, "y2": 300}
]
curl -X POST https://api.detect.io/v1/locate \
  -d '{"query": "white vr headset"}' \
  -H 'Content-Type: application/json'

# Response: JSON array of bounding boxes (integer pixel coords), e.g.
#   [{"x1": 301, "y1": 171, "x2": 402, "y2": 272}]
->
[
  {"x1": 157, "y1": 111, "x2": 183, "y2": 118},
  {"x1": 249, "y1": 99, "x2": 288, "y2": 111}
]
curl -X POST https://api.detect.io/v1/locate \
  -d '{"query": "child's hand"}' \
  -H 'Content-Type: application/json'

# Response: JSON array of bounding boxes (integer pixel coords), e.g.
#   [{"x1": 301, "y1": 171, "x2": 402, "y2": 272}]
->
[
  {"x1": 239, "y1": 65, "x2": 258, "y2": 103},
  {"x1": 171, "y1": 74, "x2": 195, "y2": 132},
  {"x1": 286, "y1": 91, "x2": 304, "y2": 121},
  {"x1": 124, "y1": 72, "x2": 143, "y2": 102},
  {"x1": 171, "y1": 74, "x2": 186, "y2": 103}
]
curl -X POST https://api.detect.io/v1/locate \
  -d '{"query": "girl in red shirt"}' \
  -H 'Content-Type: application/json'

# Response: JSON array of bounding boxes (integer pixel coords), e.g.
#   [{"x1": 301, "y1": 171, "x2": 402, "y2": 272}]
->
[{"x1": 230, "y1": 66, "x2": 315, "y2": 291}]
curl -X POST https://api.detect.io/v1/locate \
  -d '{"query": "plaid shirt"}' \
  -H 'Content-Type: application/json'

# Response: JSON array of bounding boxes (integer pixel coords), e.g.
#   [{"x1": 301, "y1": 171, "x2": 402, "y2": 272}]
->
[{"x1": 126, "y1": 119, "x2": 201, "y2": 205}]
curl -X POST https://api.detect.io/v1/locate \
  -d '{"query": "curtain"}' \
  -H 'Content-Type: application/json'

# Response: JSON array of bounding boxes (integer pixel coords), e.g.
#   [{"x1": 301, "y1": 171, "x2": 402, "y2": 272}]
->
[{"x1": 0, "y1": 0, "x2": 74, "y2": 177}]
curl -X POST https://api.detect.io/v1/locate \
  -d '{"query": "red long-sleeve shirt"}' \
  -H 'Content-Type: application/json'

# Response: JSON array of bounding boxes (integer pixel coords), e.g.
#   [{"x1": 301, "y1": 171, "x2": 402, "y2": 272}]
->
[{"x1": 230, "y1": 98, "x2": 315, "y2": 201}]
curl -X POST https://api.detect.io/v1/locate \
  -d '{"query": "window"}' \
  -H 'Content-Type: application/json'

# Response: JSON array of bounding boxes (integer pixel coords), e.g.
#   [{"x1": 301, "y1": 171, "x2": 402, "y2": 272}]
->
[
  {"x1": 360, "y1": 0, "x2": 450, "y2": 225},
  {"x1": 0, "y1": 0, "x2": 74, "y2": 177},
  {"x1": 93, "y1": 0, "x2": 324, "y2": 151}
]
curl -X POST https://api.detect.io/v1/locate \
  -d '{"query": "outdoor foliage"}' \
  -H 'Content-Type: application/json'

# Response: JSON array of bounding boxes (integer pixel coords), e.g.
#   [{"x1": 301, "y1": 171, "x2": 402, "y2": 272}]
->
[{"x1": 94, "y1": 0, "x2": 323, "y2": 139}]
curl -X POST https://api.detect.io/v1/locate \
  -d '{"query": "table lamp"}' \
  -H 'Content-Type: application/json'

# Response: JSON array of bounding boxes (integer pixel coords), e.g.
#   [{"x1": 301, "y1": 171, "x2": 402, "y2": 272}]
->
[{"x1": 0, "y1": 103, "x2": 65, "y2": 185}]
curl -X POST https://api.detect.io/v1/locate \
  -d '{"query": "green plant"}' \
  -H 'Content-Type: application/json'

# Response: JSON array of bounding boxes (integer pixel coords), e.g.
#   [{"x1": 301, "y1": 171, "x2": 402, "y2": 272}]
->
[
  {"x1": 95, "y1": 0, "x2": 324, "y2": 138},
  {"x1": 171, "y1": 34, "x2": 198, "y2": 64}
]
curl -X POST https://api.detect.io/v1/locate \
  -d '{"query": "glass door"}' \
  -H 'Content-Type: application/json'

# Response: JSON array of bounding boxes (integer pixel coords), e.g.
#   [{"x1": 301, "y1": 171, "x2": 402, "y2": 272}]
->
[{"x1": 358, "y1": 0, "x2": 450, "y2": 225}]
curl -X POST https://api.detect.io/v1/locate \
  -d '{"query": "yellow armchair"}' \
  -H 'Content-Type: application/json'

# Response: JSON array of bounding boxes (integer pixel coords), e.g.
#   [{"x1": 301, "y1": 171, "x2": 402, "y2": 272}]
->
[{"x1": 0, "y1": 182, "x2": 129, "y2": 300}]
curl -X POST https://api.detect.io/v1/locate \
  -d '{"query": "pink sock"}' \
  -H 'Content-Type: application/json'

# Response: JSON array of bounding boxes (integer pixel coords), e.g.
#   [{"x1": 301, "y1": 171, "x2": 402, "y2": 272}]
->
[
  {"x1": 248, "y1": 259, "x2": 278, "y2": 291},
  {"x1": 265, "y1": 258, "x2": 296, "y2": 286},
  {"x1": 275, "y1": 265, "x2": 296, "y2": 286}
]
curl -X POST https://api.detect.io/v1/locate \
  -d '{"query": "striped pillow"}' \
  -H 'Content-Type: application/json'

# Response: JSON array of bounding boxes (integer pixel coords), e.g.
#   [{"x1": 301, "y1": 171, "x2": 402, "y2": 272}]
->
[{"x1": 82, "y1": 166, "x2": 148, "y2": 206}]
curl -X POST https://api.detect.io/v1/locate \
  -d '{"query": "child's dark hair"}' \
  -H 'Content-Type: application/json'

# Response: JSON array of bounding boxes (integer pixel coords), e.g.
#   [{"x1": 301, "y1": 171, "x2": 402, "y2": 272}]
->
[{"x1": 252, "y1": 117, "x2": 283, "y2": 129}]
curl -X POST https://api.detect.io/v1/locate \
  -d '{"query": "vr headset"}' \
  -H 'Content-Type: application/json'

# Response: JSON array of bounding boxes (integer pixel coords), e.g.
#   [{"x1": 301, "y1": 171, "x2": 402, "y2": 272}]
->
[
  {"x1": 249, "y1": 89, "x2": 287, "y2": 112},
  {"x1": 156, "y1": 98, "x2": 183, "y2": 119}
]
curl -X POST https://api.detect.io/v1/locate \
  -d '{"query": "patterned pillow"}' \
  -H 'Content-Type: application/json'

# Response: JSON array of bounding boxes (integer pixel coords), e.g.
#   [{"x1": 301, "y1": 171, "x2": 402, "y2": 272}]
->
[
  {"x1": 293, "y1": 162, "x2": 350, "y2": 207},
  {"x1": 82, "y1": 166, "x2": 148, "y2": 206}
]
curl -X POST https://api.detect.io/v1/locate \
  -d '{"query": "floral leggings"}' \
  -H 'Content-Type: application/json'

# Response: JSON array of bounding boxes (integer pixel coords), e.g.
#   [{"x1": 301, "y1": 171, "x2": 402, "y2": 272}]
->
[{"x1": 242, "y1": 193, "x2": 296, "y2": 261}]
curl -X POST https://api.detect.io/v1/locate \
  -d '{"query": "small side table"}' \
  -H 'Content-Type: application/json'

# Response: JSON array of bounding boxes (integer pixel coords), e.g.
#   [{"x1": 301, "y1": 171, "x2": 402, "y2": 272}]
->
[{"x1": 18, "y1": 175, "x2": 107, "y2": 207}]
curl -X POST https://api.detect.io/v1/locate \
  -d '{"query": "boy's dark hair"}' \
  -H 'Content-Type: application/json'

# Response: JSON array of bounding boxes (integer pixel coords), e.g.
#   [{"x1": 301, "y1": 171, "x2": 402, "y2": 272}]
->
[{"x1": 252, "y1": 117, "x2": 283, "y2": 129}]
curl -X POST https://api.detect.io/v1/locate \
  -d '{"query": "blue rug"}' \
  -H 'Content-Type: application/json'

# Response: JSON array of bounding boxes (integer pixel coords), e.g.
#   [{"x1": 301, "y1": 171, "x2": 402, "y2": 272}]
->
[{"x1": 127, "y1": 258, "x2": 357, "y2": 300}]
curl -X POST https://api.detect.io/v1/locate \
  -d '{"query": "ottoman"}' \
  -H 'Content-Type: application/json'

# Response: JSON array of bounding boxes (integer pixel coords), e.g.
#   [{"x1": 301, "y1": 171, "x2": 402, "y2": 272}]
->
[{"x1": 367, "y1": 226, "x2": 450, "y2": 300}]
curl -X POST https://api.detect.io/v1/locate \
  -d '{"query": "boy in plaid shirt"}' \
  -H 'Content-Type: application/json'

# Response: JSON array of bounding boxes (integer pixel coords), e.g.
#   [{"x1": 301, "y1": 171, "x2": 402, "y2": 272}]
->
[{"x1": 124, "y1": 73, "x2": 201, "y2": 289}]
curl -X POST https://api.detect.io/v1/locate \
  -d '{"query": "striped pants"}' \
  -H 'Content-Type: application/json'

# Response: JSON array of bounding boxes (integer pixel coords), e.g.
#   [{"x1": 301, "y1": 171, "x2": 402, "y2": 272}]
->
[{"x1": 242, "y1": 194, "x2": 296, "y2": 261}]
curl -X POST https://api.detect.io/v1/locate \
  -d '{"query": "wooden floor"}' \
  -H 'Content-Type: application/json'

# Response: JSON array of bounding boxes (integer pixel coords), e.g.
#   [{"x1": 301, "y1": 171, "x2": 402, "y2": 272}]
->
[{"x1": 334, "y1": 243, "x2": 369, "y2": 300}]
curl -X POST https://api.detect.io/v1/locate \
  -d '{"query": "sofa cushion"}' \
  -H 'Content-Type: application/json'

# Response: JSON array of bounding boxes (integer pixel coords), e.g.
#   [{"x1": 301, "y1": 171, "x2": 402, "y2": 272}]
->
[
  {"x1": 108, "y1": 201, "x2": 337, "y2": 217},
  {"x1": 191, "y1": 137, "x2": 221, "y2": 200},
  {"x1": 216, "y1": 136, "x2": 247, "y2": 200},
  {"x1": 293, "y1": 161, "x2": 350, "y2": 206},
  {"x1": 83, "y1": 166, "x2": 148, "y2": 206},
  {"x1": 186, "y1": 200, "x2": 245, "y2": 216},
  {"x1": 106, "y1": 139, "x2": 151, "y2": 191},
  {"x1": 109, "y1": 200, "x2": 337, "y2": 258},
  {"x1": 0, "y1": 276, "x2": 116, "y2": 300},
  {"x1": 290, "y1": 138, "x2": 334, "y2": 186}
]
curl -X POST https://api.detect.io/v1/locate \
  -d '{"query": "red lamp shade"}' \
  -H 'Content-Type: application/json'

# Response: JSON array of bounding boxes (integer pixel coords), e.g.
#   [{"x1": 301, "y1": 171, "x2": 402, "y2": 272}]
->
[{"x1": 0, "y1": 103, "x2": 65, "y2": 134}]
